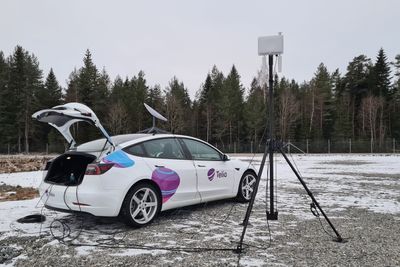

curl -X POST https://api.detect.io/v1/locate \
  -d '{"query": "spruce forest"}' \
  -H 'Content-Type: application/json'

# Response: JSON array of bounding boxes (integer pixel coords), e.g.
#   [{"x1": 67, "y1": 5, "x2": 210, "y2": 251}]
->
[{"x1": 0, "y1": 46, "x2": 400, "y2": 153}]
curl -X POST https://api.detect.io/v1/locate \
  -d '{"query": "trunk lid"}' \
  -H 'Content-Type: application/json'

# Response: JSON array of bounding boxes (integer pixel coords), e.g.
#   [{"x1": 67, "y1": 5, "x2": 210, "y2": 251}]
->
[{"x1": 32, "y1": 102, "x2": 114, "y2": 149}]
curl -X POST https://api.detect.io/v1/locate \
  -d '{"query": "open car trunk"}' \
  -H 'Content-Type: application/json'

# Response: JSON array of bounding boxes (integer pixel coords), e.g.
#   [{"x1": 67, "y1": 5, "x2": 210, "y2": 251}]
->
[
  {"x1": 45, "y1": 152, "x2": 96, "y2": 186},
  {"x1": 32, "y1": 102, "x2": 114, "y2": 149}
]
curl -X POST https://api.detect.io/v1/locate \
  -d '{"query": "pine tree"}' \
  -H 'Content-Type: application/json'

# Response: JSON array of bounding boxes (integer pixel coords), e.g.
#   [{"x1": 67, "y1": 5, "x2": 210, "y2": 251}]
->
[
  {"x1": 78, "y1": 49, "x2": 98, "y2": 106},
  {"x1": 332, "y1": 69, "x2": 352, "y2": 138},
  {"x1": 197, "y1": 74, "x2": 213, "y2": 141},
  {"x1": 165, "y1": 77, "x2": 191, "y2": 134},
  {"x1": 132, "y1": 71, "x2": 149, "y2": 131},
  {"x1": 32, "y1": 68, "x2": 63, "y2": 147},
  {"x1": 244, "y1": 78, "x2": 266, "y2": 144},
  {"x1": 221, "y1": 65, "x2": 244, "y2": 145},
  {"x1": 38, "y1": 68, "x2": 63, "y2": 108},
  {"x1": 0, "y1": 52, "x2": 10, "y2": 146},
  {"x1": 344, "y1": 55, "x2": 372, "y2": 138},
  {"x1": 92, "y1": 68, "x2": 110, "y2": 120},
  {"x1": 65, "y1": 69, "x2": 80, "y2": 102},
  {"x1": 371, "y1": 48, "x2": 391, "y2": 98},
  {"x1": 390, "y1": 55, "x2": 400, "y2": 138},
  {"x1": 6, "y1": 46, "x2": 43, "y2": 152},
  {"x1": 209, "y1": 66, "x2": 225, "y2": 145},
  {"x1": 307, "y1": 63, "x2": 334, "y2": 139},
  {"x1": 275, "y1": 77, "x2": 299, "y2": 140},
  {"x1": 370, "y1": 49, "x2": 391, "y2": 143}
]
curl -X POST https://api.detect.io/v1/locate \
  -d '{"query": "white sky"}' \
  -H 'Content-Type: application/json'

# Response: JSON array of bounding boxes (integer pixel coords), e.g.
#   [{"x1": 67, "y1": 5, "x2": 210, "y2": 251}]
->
[{"x1": 1, "y1": 0, "x2": 399, "y2": 99}]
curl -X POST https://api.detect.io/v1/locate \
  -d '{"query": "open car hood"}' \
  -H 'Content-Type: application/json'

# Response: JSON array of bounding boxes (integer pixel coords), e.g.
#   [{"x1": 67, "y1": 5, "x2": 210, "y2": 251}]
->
[{"x1": 32, "y1": 102, "x2": 114, "y2": 148}]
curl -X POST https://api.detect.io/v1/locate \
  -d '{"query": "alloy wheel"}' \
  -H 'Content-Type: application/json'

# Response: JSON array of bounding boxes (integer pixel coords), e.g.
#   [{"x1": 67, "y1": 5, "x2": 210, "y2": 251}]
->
[
  {"x1": 241, "y1": 174, "x2": 256, "y2": 200},
  {"x1": 129, "y1": 187, "x2": 158, "y2": 224}
]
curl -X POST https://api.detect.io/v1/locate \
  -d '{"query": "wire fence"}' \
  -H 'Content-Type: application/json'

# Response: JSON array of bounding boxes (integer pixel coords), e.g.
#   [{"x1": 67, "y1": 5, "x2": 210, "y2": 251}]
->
[
  {"x1": 0, "y1": 142, "x2": 67, "y2": 155},
  {"x1": 0, "y1": 138, "x2": 398, "y2": 155},
  {"x1": 214, "y1": 138, "x2": 399, "y2": 154}
]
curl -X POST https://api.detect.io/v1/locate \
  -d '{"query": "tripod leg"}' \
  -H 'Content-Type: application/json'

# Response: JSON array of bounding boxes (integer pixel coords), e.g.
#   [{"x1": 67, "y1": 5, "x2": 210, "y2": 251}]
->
[
  {"x1": 278, "y1": 148, "x2": 343, "y2": 242},
  {"x1": 236, "y1": 144, "x2": 269, "y2": 253}
]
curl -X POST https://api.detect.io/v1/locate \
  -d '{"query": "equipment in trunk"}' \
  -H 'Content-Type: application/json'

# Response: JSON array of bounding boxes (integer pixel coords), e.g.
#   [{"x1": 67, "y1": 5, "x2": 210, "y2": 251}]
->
[{"x1": 45, "y1": 152, "x2": 96, "y2": 186}]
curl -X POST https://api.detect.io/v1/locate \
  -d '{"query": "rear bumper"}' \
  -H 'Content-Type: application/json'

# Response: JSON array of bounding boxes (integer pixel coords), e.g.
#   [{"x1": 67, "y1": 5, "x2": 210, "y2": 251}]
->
[{"x1": 39, "y1": 181, "x2": 123, "y2": 217}]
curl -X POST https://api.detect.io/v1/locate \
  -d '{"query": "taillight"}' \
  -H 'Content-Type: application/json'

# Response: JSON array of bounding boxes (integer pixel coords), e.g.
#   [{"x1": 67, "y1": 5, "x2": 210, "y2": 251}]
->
[{"x1": 85, "y1": 163, "x2": 114, "y2": 175}]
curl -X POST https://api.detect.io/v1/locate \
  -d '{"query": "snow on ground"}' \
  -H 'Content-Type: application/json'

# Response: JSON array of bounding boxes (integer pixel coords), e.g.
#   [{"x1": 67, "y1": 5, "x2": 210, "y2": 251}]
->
[
  {"x1": 0, "y1": 171, "x2": 42, "y2": 188},
  {"x1": 0, "y1": 154, "x2": 399, "y2": 266}
]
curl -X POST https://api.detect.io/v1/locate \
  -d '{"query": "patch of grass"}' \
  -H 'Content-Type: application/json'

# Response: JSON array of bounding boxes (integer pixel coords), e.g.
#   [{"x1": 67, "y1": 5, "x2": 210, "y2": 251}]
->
[{"x1": 0, "y1": 184, "x2": 39, "y2": 201}]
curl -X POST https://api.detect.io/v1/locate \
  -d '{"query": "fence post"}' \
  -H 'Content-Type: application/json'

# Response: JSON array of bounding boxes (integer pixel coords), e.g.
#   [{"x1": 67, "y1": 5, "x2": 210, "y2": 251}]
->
[
  {"x1": 370, "y1": 138, "x2": 373, "y2": 154},
  {"x1": 306, "y1": 139, "x2": 309, "y2": 154},
  {"x1": 349, "y1": 138, "x2": 352, "y2": 153},
  {"x1": 234, "y1": 142, "x2": 236, "y2": 154},
  {"x1": 328, "y1": 139, "x2": 331, "y2": 154},
  {"x1": 393, "y1": 138, "x2": 396, "y2": 154},
  {"x1": 7, "y1": 143, "x2": 10, "y2": 155},
  {"x1": 250, "y1": 141, "x2": 253, "y2": 154},
  {"x1": 288, "y1": 139, "x2": 291, "y2": 154}
]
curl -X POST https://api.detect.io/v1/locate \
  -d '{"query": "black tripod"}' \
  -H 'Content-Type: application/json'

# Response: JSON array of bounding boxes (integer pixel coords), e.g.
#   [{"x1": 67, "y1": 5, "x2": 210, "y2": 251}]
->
[{"x1": 236, "y1": 55, "x2": 343, "y2": 253}]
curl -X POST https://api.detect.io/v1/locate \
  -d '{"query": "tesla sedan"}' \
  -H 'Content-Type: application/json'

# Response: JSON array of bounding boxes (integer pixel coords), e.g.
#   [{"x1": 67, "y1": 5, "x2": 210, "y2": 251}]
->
[{"x1": 32, "y1": 103, "x2": 257, "y2": 227}]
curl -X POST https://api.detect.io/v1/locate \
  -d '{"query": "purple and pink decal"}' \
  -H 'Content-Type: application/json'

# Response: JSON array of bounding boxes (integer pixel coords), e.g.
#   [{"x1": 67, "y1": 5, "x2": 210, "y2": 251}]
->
[
  {"x1": 207, "y1": 168, "x2": 215, "y2": 181},
  {"x1": 103, "y1": 150, "x2": 135, "y2": 168},
  {"x1": 151, "y1": 167, "x2": 180, "y2": 203}
]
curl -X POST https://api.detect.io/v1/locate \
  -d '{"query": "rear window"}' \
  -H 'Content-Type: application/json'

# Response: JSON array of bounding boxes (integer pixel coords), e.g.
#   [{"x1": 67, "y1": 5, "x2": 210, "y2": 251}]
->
[
  {"x1": 76, "y1": 139, "x2": 111, "y2": 152},
  {"x1": 75, "y1": 134, "x2": 149, "y2": 152},
  {"x1": 124, "y1": 144, "x2": 146, "y2": 157}
]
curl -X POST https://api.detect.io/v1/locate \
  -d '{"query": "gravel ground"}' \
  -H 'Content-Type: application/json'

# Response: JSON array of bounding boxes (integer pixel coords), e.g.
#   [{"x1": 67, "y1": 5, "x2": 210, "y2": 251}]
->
[{"x1": 1, "y1": 154, "x2": 399, "y2": 266}]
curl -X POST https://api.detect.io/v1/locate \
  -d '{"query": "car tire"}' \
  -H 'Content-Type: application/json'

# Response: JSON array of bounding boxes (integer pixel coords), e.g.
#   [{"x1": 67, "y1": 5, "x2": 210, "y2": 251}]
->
[
  {"x1": 121, "y1": 182, "x2": 161, "y2": 227},
  {"x1": 237, "y1": 171, "x2": 257, "y2": 203}
]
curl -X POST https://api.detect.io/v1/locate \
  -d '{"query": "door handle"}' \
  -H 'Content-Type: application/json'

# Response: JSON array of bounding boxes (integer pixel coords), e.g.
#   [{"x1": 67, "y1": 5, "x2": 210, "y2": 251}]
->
[
  {"x1": 155, "y1": 165, "x2": 165, "y2": 168},
  {"x1": 197, "y1": 164, "x2": 206, "y2": 167}
]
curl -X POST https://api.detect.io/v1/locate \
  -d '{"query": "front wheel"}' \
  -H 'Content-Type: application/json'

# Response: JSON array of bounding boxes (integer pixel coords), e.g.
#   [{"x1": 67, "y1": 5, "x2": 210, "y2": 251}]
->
[
  {"x1": 237, "y1": 171, "x2": 257, "y2": 202},
  {"x1": 121, "y1": 183, "x2": 161, "y2": 227}
]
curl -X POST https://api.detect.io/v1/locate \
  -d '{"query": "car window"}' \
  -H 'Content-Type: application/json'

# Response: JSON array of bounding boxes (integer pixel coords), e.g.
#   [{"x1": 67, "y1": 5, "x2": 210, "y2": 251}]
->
[
  {"x1": 142, "y1": 138, "x2": 185, "y2": 159},
  {"x1": 182, "y1": 139, "x2": 222, "y2": 161},
  {"x1": 124, "y1": 144, "x2": 146, "y2": 157}
]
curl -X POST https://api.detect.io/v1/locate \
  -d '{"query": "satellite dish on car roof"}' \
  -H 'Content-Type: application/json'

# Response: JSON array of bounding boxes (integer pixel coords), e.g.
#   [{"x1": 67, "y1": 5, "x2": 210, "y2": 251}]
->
[
  {"x1": 139, "y1": 103, "x2": 169, "y2": 134},
  {"x1": 144, "y1": 103, "x2": 167, "y2": 122}
]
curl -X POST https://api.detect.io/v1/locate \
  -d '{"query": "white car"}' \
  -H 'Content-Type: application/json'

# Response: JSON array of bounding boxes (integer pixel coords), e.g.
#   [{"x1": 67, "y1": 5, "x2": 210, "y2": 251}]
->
[{"x1": 33, "y1": 103, "x2": 257, "y2": 227}]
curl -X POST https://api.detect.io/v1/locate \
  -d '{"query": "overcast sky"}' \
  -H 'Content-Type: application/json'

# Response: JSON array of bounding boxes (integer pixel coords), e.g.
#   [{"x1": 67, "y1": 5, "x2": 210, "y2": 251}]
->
[{"x1": 1, "y1": 0, "x2": 399, "y2": 99}]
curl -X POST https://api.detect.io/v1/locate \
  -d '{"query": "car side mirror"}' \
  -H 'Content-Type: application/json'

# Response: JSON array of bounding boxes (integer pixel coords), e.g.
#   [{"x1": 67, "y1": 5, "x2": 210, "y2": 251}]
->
[{"x1": 223, "y1": 154, "x2": 230, "y2": 161}]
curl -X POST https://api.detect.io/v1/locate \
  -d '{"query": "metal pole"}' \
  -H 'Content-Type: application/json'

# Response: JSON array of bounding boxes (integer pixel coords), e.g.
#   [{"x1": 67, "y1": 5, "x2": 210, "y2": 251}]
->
[
  {"x1": 371, "y1": 138, "x2": 373, "y2": 154},
  {"x1": 237, "y1": 54, "x2": 277, "y2": 253},
  {"x1": 278, "y1": 147, "x2": 343, "y2": 242},
  {"x1": 267, "y1": 54, "x2": 277, "y2": 220},
  {"x1": 393, "y1": 138, "x2": 395, "y2": 154},
  {"x1": 251, "y1": 141, "x2": 253, "y2": 154},
  {"x1": 236, "y1": 147, "x2": 269, "y2": 252},
  {"x1": 288, "y1": 139, "x2": 291, "y2": 154},
  {"x1": 306, "y1": 139, "x2": 309, "y2": 154},
  {"x1": 349, "y1": 138, "x2": 351, "y2": 154},
  {"x1": 328, "y1": 139, "x2": 330, "y2": 154}
]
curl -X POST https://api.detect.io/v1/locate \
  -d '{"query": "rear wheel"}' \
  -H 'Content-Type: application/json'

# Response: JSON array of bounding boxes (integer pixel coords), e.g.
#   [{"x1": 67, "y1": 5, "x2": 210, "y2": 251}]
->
[
  {"x1": 121, "y1": 183, "x2": 161, "y2": 227},
  {"x1": 237, "y1": 171, "x2": 257, "y2": 202}
]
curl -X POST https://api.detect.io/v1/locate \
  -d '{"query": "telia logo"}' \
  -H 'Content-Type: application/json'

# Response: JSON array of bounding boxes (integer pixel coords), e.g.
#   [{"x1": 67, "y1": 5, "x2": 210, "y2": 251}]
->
[
  {"x1": 207, "y1": 168, "x2": 215, "y2": 181},
  {"x1": 216, "y1": 170, "x2": 227, "y2": 178},
  {"x1": 208, "y1": 169, "x2": 227, "y2": 181}
]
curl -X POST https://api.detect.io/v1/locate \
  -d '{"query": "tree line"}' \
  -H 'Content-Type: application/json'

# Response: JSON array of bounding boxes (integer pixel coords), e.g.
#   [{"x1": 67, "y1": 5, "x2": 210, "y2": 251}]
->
[{"x1": 0, "y1": 46, "x2": 399, "y2": 153}]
